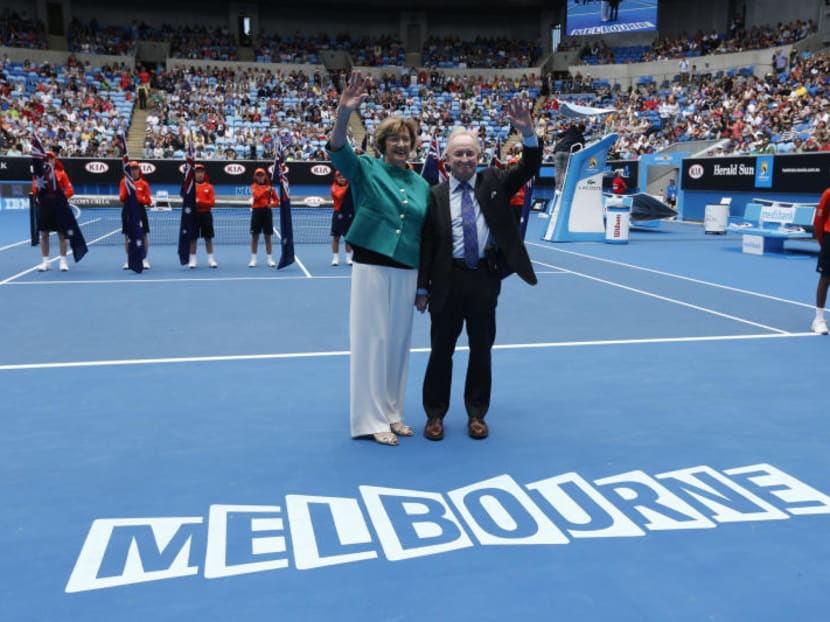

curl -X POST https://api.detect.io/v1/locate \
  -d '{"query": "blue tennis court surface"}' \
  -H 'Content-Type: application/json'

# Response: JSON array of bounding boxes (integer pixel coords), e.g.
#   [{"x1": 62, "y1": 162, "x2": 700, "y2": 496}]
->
[
  {"x1": 567, "y1": 0, "x2": 658, "y2": 35},
  {"x1": 2, "y1": 211, "x2": 829, "y2": 621}
]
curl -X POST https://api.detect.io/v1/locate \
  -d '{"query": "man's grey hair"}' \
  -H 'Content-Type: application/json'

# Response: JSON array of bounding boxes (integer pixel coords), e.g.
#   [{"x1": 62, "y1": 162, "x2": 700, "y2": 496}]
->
[{"x1": 446, "y1": 127, "x2": 481, "y2": 155}]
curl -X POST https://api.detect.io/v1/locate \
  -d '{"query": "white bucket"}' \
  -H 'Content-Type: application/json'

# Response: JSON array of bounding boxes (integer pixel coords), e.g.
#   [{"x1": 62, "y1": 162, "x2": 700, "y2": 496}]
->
[
  {"x1": 704, "y1": 203, "x2": 729, "y2": 234},
  {"x1": 605, "y1": 199, "x2": 630, "y2": 244}
]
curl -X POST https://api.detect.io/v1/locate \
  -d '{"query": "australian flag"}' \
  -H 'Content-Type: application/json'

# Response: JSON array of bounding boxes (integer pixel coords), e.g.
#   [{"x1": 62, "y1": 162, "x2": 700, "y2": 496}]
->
[
  {"x1": 119, "y1": 134, "x2": 145, "y2": 273},
  {"x1": 178, "y1": 138, "x2": 196, "y2": 265},
  {"x1": 490, "y1": 135, "x2": 503, "y2": 169},
  {"x1": 30, "y1": 132, "x2": 87, "y2": 262},
  {"x1": 420, "y1": 133, "x2": 447, "y2": 186},
  {"x1": 274, "y1": 142, "x2": 295, "y2": 269}
]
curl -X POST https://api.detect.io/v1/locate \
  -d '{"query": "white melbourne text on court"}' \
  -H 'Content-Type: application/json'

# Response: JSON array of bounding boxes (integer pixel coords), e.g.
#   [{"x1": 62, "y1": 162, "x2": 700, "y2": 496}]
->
[{"x1": 65, "y1": 463, "x2": 830, "y2": 593}]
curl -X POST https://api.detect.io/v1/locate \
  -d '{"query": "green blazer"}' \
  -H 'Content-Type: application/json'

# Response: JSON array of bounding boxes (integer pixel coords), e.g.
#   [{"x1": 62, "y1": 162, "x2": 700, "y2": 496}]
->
[{"x1": 327, "y1": 141, "x2": 429, "y2": 268}]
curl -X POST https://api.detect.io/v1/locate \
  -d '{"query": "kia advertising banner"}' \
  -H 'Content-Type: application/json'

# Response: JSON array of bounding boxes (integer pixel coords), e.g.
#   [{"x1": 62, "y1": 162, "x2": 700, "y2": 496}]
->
[
  {"x1": 0, "y1": 157, "x2": 338, "y2": 191},
  {"x1": 6, "y1": 153, "x2": 829, "y2": 195}
]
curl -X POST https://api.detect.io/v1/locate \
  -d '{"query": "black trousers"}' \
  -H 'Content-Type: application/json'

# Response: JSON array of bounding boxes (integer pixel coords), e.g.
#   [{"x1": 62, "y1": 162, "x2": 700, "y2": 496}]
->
[{"x1": 423, "y1": 262, "x2": 501, "y2": 420}]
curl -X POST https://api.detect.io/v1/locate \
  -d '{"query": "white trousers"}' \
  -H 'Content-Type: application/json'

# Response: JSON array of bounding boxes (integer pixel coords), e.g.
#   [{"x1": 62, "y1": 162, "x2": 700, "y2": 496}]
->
[{"x1": 349, "y1": 263, "x2": 417, "y2": 437}]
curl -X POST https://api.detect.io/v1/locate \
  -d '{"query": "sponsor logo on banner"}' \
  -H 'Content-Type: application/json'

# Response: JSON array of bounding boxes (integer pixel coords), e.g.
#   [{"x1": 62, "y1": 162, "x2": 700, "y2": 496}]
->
[
  {"x1": 755, "y1": 156, "x2": 773, "y2": 188},
  {"x1": 223, "y1": 164, "x2": 246, "y2": 176},
  {"x1": 1, "y1": 197, "x2": 29, "y2": 210},
  {"x1": 688, "y1": 164, "x2": 704, "y2": 179},
  {"x1": 568, "y1": 171, "x2": 605, "y2": 233},
  {"x1": 576, "y1": 177, "x2": 599, "y2": 191},
  {"x1": 303, "y1": 196, "x2": 325, "y2": 206},
  {"x1": 65, "y1": 462, "x2": 830, "y2": 594},
  {"x1": 1, "y1": 182, "x2": 27, "y2": 198},
  {"x1": 759, "y1": 205, "x2": 795, "y2": 223},
  {"x1": 742, "y1": 234, "x2": 764, "y2": 255},
  {"x1": 139, "y1": 162, "x2": 157, "y2": 175},
  {"x1": 84, "y1": 161, "x2": 110, "y2": 174},
  {"x1": 310, "y1": 165, "x2": 332, "y2": 176},
  {"x1": 712, "y1": 163, "x2": 755, "y2": 176},
  {"x1": 71, "y1": 195, "x2": 121, "y2": 207},
  {"x1": 780, "y1": 166, "x2": 821, "y2": 175}
]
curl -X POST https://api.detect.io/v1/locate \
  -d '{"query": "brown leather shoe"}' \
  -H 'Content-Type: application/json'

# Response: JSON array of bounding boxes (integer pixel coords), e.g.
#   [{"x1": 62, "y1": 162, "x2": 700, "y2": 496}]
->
[
  {"x1": 424, "y1": 417, "x2": 444, "y2": 441},
  {"x1": 468, "y1": 417, "x2": 488, "y2": 439}
]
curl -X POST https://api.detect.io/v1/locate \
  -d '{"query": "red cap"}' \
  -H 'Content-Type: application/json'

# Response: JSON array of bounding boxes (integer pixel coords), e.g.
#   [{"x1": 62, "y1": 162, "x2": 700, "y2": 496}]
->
[
  {"x1": 254, "y1": 168, "x2": 267, "y2": 176},
  {"x1": 129, "y1": 161, "x2": 140, "y2": 168},
  {"x1": 194, "y1": 163, "x2": 205, "y2": 170}
]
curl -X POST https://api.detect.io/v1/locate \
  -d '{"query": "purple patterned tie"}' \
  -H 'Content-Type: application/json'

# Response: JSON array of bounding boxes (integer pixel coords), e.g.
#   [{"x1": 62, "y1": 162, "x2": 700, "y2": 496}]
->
[{"x1": 459, "y1": 181, "x2": 479, "y2": 268}]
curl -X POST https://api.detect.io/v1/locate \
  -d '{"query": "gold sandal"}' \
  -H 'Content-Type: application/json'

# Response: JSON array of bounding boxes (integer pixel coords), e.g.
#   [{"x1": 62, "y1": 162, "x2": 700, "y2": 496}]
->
[
  {"x1": 390, "y1": 422, "x2": 414, "y2": 437},
  {"x1": 372, "y1": 432, "x2": 399, "y2": 446}
]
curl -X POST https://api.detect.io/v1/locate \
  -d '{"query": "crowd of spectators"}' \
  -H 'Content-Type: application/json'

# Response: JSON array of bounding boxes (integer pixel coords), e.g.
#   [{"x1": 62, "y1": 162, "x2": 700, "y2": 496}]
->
[
  {"x1": 162, "y1": 25, "x2": 239, "y2": 62},
  {"x1": 1, "y1": 9, "x2": 819, "y2": 74},
  {"x1": 140, "y1": 65, "x2": 338, "y2": 161},
  {"x1": 6, "y1": 14, "x2": 541, "y2": 69},
  {"x1": 538, "y1": 47, "x2": 830, "y2": 162},
  {"x1": 349, "y1": 35, "x2": 407, "y2": 67},
  {"x1": 67, "y1": 18, "x2": 137, "y2": 56},
  {"x1": 580, "y1": 19, "x2": 816, "y2": 65},
  {"x1": 253, "y1": 31, "x2": 328, "y2": 64},
  {"x1": 4, "y1": 16, "x2": 830, "y2": 165},
  {"x1": 357, "y1": 70, "x2": 540, "y2": 162},
  {"x1": 253, "y1": 32, "x2": 407, "y2": 66},
  {"x1": 67, "y1": 20, "x2": 240, "y2": 61},
  {"x1": 421, "y1": 36, "x2": 543, "y2": 69},
  {"x1": 0, "y1": 10, "x2": 47, "y2": 50},
  {"x1": 1, "y1": 55, "x2": 135, "y2": 158}
]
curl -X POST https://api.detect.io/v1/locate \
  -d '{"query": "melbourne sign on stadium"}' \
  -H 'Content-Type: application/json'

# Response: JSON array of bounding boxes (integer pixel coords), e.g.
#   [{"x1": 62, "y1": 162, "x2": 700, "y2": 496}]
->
[{"x1": 65, "y1": 462, "x2": 830, "y2": 593}]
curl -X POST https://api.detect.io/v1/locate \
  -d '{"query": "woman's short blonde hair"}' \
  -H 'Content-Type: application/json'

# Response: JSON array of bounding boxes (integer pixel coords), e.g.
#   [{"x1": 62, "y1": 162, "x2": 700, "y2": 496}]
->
[{"x1": 373, "y1": 116, "x2": 419, "y2": 155}]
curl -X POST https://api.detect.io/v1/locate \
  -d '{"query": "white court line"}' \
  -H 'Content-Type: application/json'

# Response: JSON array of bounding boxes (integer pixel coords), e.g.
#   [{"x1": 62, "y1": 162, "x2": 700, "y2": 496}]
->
[
  {"x1": 6, "y1": 274, "x2": 353, "y2": 286},
  {"x1": 531, "y1": 257, "x2": 791, "y2": 334},
  {"x1": 88, "y1": 228, "x2": 121, "y2": 245},
  {"x1": 0, "y1": 239, "x2": 30, "y2": 252},
  {"x1": 5, "y1": 217, "x2": 309, "y2": 284},
  {"x1": 1, "y1": 258, "x2": 59, "y2": 285},
  {"x1": 527, "y1": 241, "x2": 816, "y2": 309},
  {"x1": 272, "y1": 225, "x2": 312, "y2": 278},
  {"x1": 0, "y1": 332, "x2": 818, "y2": 372},
  {"x1": 0, "y1": 227, "x2": 121, "y2": 286},
  {"x1": 0, "y1": 217, "x2": 103, "y2": 253}
]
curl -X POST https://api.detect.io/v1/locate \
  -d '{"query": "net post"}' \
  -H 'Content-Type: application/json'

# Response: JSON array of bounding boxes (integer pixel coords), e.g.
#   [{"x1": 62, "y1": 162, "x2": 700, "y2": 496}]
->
[{"x1": 29, "y1": 193, "x2": 38, "y2": 246}]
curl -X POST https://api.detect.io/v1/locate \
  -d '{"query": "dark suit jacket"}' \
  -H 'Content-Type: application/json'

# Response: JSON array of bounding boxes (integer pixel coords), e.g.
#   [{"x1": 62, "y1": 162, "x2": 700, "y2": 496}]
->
[
  {"x1": 554, "y1": 125, "x2": 585, "y2": 153},
  {"x1": 418, "y1": 142, "x2": 542, "y2": 314}
]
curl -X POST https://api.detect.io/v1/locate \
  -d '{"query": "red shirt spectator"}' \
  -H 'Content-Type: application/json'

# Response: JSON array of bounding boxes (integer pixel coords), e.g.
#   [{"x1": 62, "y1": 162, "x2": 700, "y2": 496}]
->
[{"x1": 612, "y1": 171, "x2": 627, "y2": 195}]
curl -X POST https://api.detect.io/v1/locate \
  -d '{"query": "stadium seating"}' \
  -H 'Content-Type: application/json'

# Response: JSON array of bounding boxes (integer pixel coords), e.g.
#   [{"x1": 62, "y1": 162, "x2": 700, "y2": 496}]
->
[{"x1": 1, "y1": 16, "x2": 829, "y2": 163}]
